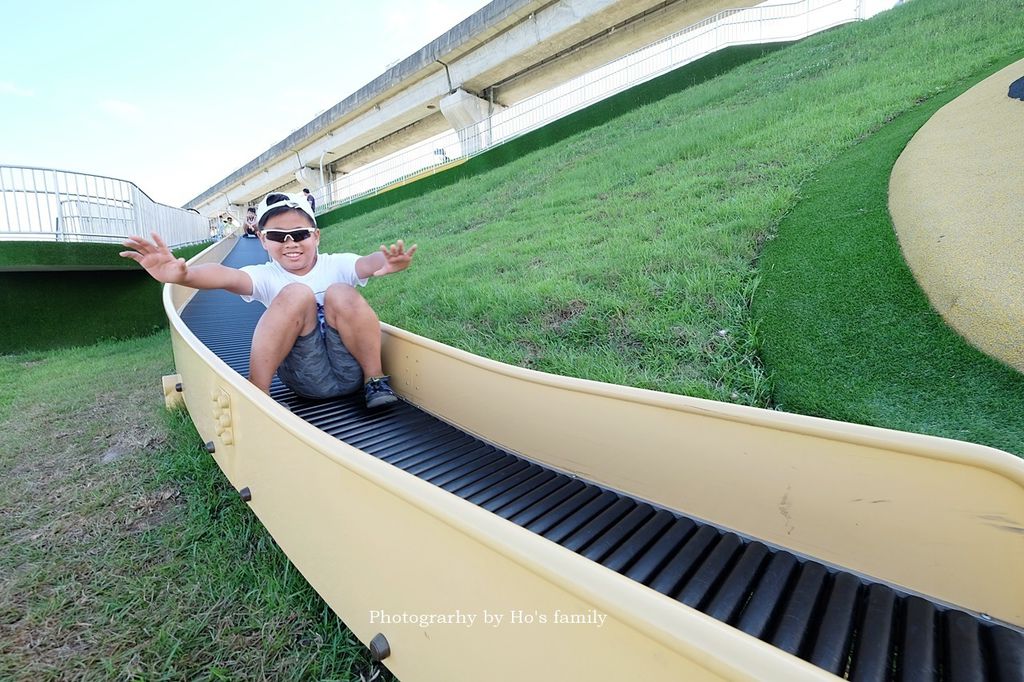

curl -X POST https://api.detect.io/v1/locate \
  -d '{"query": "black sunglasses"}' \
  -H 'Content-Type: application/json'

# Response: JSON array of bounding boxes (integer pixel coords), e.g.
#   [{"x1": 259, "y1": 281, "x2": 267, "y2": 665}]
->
[{"x1": 262, "y1": 228, "x2": 315, "y2": 243}]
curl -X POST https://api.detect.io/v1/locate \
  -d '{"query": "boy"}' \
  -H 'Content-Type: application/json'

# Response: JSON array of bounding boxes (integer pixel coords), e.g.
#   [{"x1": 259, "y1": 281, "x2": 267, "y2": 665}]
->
[
  {"x1": 243, "y1": 206, "x2": 258, "y2": 237},
  {"x1": 121, "y1": 192, "x2": 416, "y2": 408}
]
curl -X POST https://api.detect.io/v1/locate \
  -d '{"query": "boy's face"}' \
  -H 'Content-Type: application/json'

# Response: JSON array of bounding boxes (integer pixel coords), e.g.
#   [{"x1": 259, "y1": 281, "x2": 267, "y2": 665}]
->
[{"x1": 258, "y1": 208, "x2": 319, "y2": 276}]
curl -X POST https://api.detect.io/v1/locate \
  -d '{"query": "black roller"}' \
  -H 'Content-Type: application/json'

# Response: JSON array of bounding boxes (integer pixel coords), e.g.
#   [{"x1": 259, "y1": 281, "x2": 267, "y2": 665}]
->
[
  {"x1": 945, "y1": 610, "x2": 985, "y2": 682},
  {"x1": 809, "y1": 571, "x2": 862, "y2": 676},
  {"x1": 899, "y1": 596, "x2": 938, "y2": 682},
  {"x1": 704, "y1": 540, "x2": 770, "y2": 624},
  {"x1": 676, "y1": 531, "x2": 742, "y2": 610},
  {"x1": 850, "y1": 584, "x2": 896, "y2": 682},
  {"x1": 771, "y1": 561, "x2": 829, "y2": 657},
  {"x1": 736, "y1": 551, "x2": 799, "y2": 640}
]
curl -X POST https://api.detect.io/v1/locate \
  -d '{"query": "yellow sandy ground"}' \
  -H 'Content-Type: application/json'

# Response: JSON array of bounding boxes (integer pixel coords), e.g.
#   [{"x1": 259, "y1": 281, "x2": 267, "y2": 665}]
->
[{"x1": 889, "y1": 60, "x2": 1024, "y2": 373}]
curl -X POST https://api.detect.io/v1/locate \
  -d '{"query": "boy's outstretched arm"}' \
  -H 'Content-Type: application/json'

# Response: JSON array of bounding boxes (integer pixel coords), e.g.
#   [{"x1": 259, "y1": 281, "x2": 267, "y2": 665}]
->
[
  {"x1": 121, "y1": 232, "x2": 253, "y2": 295},
  {"x1": 355, "y1": 239, "x2": 418, "y2": 279}
]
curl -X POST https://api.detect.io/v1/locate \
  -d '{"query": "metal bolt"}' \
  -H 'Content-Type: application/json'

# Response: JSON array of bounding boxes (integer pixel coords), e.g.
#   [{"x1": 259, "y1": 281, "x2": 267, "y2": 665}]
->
[
  {"x1": 175, "y1": 382, "x2": 183, "y2": 392},
  {"x1": 238, "y1": 487, "x2": 252, "y2": 503},
  {"x1": 204, "y1": 441, "x2": 216, "y2": 454},
  {"x1": 369, "y1": 633, "x2": 391, "y2": 661}
]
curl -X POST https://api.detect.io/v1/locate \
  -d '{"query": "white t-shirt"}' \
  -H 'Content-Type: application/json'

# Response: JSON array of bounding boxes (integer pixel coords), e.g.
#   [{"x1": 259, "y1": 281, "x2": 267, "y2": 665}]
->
[{"x1": 240, "y1": 252, "x2": 368, "y2": 307}]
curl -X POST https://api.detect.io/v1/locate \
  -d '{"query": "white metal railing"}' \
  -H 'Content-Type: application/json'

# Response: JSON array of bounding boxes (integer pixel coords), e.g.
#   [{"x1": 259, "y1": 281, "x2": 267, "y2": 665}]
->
[
  {"x1": 0, "y1": 165, "x2": 210, "y2": 247},
  {"x1": 313, "y1": 0, "x2": 900, "y2": 211}
]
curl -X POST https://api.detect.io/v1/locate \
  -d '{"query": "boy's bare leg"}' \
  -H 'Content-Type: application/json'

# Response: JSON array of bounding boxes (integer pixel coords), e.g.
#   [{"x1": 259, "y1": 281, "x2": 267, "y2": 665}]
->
[
  {"x1": 323, "y1": 283, "x2": 385, "y2": 379},
  {"x1": 249, "y1": 284, "x2": 318, "y2": 393}
]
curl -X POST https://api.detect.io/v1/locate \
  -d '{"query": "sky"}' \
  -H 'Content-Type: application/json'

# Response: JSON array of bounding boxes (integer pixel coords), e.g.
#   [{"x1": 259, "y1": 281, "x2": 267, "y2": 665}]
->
[{"x1": 0, "y1": 0, "x2": 492, "y2": 207}]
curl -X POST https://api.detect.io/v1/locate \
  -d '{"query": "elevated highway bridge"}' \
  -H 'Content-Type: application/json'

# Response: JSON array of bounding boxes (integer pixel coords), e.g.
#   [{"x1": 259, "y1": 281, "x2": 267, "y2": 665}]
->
[{"x1": 185, "y1": 0, "x2": 764, "y2": 217}]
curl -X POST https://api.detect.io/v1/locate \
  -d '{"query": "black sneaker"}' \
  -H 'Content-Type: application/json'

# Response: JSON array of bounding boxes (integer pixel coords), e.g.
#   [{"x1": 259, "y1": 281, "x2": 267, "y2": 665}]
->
[{"x1": 364, "y1": 376, "x2": 399, "y2": 409}]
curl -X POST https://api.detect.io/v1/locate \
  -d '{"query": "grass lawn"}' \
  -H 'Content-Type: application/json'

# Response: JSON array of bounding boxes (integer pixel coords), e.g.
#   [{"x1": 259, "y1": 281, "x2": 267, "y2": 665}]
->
[{"x1": 0, "y1": 333, "x2": 394, "y2": 681}]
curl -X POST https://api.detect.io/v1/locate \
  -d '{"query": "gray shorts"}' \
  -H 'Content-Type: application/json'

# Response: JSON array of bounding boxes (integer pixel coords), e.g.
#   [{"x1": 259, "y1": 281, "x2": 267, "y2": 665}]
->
[{"x1": 276, "y1": 323, "x2": 363, "y2": 399}]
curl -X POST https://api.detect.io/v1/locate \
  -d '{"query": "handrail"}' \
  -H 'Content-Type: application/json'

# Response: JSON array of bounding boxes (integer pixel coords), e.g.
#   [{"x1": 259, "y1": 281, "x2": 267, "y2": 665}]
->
[
  {"x1": 313, "y1": 0, "x2": 899, "y2": 211},
  {"x1": 0, "y1": 164, "x2": 210, "y2": 247}
]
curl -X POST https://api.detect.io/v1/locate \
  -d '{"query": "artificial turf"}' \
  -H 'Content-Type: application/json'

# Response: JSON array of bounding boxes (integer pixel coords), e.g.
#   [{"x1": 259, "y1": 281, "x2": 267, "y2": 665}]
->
[
  {"x1": 0, "y1": 241, "x2": 209, "y2": 353},
  {"x1": 754, "y1": 59, "x2": 1024, "y2": 456}
]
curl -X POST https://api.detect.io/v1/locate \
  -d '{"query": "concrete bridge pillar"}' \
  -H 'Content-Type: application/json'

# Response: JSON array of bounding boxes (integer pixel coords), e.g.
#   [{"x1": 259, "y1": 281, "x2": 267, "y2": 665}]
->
[{"x1": 440, "y1": 88, "x2": 505, "y2": 156}]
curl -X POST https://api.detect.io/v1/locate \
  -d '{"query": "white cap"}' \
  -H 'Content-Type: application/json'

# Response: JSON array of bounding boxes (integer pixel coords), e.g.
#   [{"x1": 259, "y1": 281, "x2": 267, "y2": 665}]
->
[{"x1": 255, "y1": 192, "x2": 317, "y2": 228}]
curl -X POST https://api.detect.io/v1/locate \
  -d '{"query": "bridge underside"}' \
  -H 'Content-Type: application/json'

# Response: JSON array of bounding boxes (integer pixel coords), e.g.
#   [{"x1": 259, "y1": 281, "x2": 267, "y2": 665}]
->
[{"x1": 186, "y1": 0, "x2": 759, "y2": 214}]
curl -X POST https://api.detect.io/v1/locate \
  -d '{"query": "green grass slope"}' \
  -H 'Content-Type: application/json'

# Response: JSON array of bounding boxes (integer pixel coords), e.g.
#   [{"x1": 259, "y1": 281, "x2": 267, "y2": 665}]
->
[
  {"x1": 319, "y1": 43, "x2": 790, "y2": 223},
  {"x1": 317, "y1": 0, "x2": 1024, "y2": 418},
  {"x1": 754, "y1": 67, "x2": 1024, "y2": 455}
]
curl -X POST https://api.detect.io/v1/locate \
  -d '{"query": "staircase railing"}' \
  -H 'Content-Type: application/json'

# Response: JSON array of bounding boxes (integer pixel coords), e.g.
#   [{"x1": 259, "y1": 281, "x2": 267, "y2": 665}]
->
[{"x1": 0, "y1": 165, "x2": 210, "y2": 247}]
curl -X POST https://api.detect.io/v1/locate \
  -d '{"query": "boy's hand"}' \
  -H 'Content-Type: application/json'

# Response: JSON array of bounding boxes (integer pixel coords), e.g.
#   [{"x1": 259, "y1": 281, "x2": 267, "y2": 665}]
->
[
  {"x1": 120, "y1": 232, "x2": 188, "y2": 284},
  {"x1": 374, "y1": 240, "x2": 417, "y2": 276}
]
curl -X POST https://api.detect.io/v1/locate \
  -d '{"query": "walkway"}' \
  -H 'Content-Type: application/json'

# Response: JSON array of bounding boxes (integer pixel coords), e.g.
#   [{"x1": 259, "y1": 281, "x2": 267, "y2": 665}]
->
[{"x1": 889, "y1": 59, "x2": 1024, "y2": 373}]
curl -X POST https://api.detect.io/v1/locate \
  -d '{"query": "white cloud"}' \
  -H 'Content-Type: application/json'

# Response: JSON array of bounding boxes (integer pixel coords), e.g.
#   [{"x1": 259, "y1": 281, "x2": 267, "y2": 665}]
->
[
  {"x1": 0, "y1": 81, "x2": 34, "y2": 97},
  {"x1": 98, "y1": 98, "x2": 144, "y2": 121}
]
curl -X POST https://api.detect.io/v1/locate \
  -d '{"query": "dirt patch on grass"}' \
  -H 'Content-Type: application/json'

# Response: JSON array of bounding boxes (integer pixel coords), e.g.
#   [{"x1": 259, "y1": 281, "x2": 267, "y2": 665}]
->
[
  {"x1": 519, "y1": 339, "x2": 543, "y2": 368},
  {"x1": 123, "y1": 488, "x2": 183, "y2": 533},
  {"x1": 543, "y1": 300, "x2": 586, "y2": 331}
]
